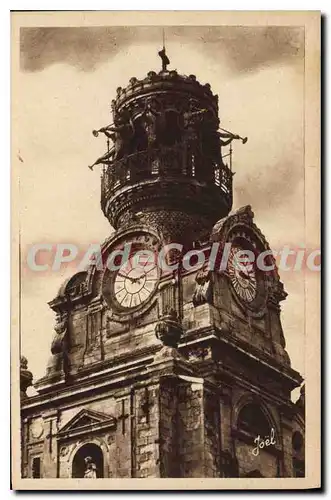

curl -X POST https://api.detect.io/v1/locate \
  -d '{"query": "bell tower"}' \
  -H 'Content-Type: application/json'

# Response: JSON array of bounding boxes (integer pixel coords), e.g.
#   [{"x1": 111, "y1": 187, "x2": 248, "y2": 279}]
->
[
  {"x1": 20, "y1": 49, "x2": 304, "y2": 480},
  {"x1": 96, "y1": 51, "x2": 232, "y2": 245}
]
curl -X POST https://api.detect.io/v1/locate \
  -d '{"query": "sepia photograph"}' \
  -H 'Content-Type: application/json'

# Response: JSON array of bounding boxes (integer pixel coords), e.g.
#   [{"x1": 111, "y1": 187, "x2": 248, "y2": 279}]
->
[{"x1": 11, "y1": 11, "x2": 320, "y2": 489}]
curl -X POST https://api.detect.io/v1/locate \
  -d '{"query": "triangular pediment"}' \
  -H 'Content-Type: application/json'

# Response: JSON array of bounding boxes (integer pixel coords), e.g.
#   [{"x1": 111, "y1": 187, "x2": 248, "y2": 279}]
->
[{"x1": 58, "y1": 408, "x2": 116, "y2": 436}]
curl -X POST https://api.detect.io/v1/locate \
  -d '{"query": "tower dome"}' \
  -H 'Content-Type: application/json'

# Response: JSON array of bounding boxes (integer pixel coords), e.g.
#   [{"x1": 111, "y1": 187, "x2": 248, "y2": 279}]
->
[{"x1": 93, "y1": 52, "x2": 233, "y2": 245}]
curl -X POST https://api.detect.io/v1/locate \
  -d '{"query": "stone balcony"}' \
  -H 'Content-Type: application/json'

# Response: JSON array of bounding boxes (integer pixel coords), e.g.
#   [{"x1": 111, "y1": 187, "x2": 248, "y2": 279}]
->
[{"x1": 100, "y1": 142, "x2": 233, "y2": 231}]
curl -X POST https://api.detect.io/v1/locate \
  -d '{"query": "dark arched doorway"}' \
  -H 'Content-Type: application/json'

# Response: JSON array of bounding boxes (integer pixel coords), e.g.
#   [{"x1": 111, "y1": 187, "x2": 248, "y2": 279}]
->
[{"x1": 72, "y1": 443, "x2": 104, "y2": 478}]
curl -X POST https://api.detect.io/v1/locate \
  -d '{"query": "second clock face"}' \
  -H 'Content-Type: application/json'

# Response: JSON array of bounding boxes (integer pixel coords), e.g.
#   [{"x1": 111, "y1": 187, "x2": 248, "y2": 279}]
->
[
  {"x1": 228, "y1": 245, "x2": 257, "y2": 303},
  {"x1": 113, "y1": 259, "x2": 159, "y2": 310}
]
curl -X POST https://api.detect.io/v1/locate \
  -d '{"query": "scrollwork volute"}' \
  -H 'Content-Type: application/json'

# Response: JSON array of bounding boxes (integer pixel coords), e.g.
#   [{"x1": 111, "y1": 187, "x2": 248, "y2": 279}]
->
[{"x1": 155, "y1": 309, "x2": 183, "y2": 348}]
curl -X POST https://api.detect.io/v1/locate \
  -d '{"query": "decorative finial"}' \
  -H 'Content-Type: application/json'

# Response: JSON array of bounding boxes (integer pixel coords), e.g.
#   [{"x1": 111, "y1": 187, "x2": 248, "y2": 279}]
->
[{"x1": 20, "y1": 355, "x2": 33, "y2": 400}]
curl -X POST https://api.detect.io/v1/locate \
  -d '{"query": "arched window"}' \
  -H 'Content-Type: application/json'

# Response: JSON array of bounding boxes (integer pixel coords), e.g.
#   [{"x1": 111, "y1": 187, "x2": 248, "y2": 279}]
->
[
  {"x1": 237, "y1": 403, "x2": 271, "y2": 437},
  {"x1": 72, "y1": 443, "x2": 104, "y2": 478}
]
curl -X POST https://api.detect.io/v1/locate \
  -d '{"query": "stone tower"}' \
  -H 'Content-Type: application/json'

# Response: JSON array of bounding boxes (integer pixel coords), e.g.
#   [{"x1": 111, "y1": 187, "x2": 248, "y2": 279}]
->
[{"x1": 20, "y1": 51, "x2": 305, "y2": 479}]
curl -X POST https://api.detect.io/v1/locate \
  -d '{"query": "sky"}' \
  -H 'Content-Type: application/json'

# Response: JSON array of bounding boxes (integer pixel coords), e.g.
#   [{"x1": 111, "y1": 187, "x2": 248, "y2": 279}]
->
[{"x1": 17, "y1": 26, "x2": 308, "y2": 396}]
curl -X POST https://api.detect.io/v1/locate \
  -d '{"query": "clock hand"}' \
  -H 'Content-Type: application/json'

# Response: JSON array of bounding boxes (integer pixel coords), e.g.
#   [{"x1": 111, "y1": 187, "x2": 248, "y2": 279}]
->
[
  {"x1": 118, "y1": 271, "x2": 136, "y2": 283},
  {"x1": 130, "y1": 271, "x2": 149, "y2": 284},
  {"x1": 133, "y1": 275, "x2": 144, "y2": 283}
]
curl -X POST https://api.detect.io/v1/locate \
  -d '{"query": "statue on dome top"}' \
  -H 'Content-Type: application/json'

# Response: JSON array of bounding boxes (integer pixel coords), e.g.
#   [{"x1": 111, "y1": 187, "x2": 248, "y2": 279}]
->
[{"x1": 158, "y1": 47, "x2": 170, "y2": 72}]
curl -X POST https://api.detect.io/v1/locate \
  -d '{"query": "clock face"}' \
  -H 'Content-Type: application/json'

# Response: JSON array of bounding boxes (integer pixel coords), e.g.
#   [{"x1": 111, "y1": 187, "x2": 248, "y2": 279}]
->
[
  {"x1": 113, "y1": 259, "x2": 159, "y2": 310},
  {"x1": 101, "y1": 230, "x2": 161, "y2": 318},
  {"x1": 228, "y1": 245, "x2": 257, "y2": 303}
]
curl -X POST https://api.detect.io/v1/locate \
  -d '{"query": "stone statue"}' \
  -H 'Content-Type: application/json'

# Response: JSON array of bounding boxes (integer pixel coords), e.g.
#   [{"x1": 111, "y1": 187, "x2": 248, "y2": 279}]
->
[
  {"x1": 88, "y1": 146, "x2": 115, "y2": 170},
  {"x1": 84, "y1": 456, "x2": 97, "y2": 478},
  {"x1": 20, "y1": 355, "x2": 33, "y2": 399},
  {"x1": 158, "y1": 47, "x2": 170, "y2": 72},
  {"x1": 141, "y1": 99, "x2": 164, "y2": 148},
  {"x1": 203, "y1": 129, "x2": 240, "y2": 166},
  {"x1": 49, "y1": 312, "x2": 70, "y2": 379},
  {"x1": 180, "y1": 99, "x2": 208, "y2": 172},
  {"x1": 90, "y1": 111, "x2": 134, "y2": 169},
  {"x1": 182, "y1": 99, "x2": 209, "y2": 145},
  {"x1": 103, "y1": 113, "x2": 134, "y2": 160},
  {"x1": 20, "y1": 355, "x2": 28, "y2": 370},
  {"x1": 192, "y1": 267, "x2": 212, "y2": 306},
  {"x1": 182, "y1": 99, "x2": 208, "y2": 164},
  {"x1": 217, "y1": 130, "x2": 240, "y2": 148}
]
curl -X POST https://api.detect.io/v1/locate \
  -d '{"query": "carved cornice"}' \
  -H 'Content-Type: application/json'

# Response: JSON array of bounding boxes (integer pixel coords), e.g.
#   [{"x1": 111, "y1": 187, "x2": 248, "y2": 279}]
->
[
  {"x1": 179, "y1": 325, "x2": 302, "y2": 390},
  {"x1": 23, "y1": 343, "x2": 163, "y2": 411},
  {"x1": 113, "y1": 70, "x2": 218, "y2": 116}
]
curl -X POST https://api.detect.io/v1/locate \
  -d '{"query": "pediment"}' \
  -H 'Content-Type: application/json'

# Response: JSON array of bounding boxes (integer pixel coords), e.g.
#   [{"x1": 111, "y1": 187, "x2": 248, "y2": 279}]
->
[{"x1": 58, "y1": 408, "x2": 116, "y2": 438}]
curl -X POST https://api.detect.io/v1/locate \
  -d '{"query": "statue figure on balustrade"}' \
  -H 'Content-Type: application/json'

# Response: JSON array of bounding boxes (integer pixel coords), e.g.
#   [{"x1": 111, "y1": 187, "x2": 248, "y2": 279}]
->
[
  {"x1": 89, "y1": 110, "x2": 134, "y2": 169},
  {"x1": 140, "y1": 98, "x2": 166, "y2": 149},
  {"x1": 217, "y1": 130, "x2": 240, "y2": 148},
  {"x1": 182, "y1": 98, "x2": 209, "y2": 144}
]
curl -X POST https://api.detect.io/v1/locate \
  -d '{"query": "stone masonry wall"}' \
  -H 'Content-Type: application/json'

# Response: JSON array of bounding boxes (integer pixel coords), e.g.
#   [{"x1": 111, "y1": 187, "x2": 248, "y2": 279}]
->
[
  {"x1": 134, "y1": 385, "x2": 160, "y2": 478},
  {"x1": 177, "y1": 379, "x2": 205, "y2": 477},
  {"x1": 159, "y1": 378, "x2": 179, "y2": 477},
  {"x1": 204, "y1": 390, "x2": 220, "y2": 477},
  {"x1": 235, "y1": 440, "x2": 278, "y2": 477}
]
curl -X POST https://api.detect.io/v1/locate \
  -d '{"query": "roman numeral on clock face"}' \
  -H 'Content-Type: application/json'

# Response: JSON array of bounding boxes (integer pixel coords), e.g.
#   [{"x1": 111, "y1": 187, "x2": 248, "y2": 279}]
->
[
  {"x1": 114, "y1": 258, "x2": 159, "y2": 310},
  {"x1": 228, "y1": 246, "x2": 257, "y2": 303}
]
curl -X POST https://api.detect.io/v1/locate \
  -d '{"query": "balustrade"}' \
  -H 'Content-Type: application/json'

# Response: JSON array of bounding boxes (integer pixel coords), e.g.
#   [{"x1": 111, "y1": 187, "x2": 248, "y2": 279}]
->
[{"x1": 101, "y1": 142, "x2": 233, "y2": 208}]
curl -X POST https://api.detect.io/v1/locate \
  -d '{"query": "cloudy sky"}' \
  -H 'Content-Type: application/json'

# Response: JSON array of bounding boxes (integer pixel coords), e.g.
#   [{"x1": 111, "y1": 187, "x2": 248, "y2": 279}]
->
[{"x1": 17, "y1": 25, "x2": 307, "y2": 395}]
